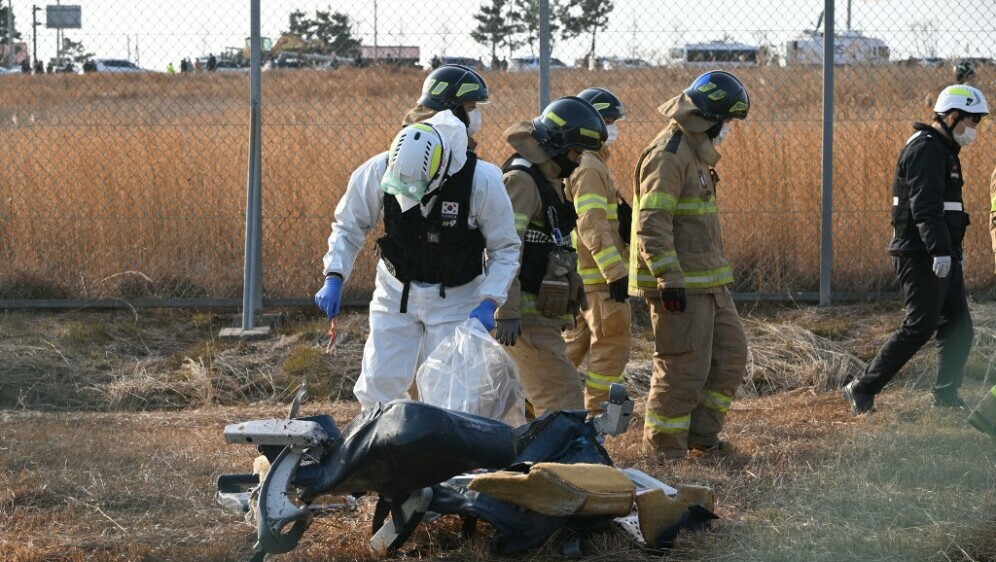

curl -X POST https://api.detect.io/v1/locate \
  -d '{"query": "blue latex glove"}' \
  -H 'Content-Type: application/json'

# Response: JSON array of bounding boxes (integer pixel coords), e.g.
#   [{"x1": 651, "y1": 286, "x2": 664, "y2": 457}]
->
[
  {"x1": 468, "y1": 300, "x2": 498, "y2": 332},
  {"x1": 315, "y1": 276, "x2": 343, "y2": 319}
]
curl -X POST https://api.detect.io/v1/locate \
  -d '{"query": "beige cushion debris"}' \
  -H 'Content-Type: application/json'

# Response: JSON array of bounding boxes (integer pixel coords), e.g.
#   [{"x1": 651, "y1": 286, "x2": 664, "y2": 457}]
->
[
  {"x1": 635, "y1": 485, "x2": 715, "y2": 548},
  {"x1": 468, "y1": 462, "x2": 636, "y2": 517}
]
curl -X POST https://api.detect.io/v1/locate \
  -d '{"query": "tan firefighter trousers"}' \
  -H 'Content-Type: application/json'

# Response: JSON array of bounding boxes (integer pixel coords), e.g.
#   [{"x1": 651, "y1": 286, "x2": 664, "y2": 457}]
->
[
  {"x1": 643, "y1": 287, "x2": 748, "y2": 458},
  {"x1": 508, "y1": 324, "x2": 585, "y2": 417},
  {"x1": 565, "y1": 293, "x2": 632, "y2": 414}
]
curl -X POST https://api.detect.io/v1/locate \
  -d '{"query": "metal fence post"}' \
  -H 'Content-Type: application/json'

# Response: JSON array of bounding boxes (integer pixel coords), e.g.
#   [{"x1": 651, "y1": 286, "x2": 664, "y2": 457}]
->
[
  {"x1": 538, "y1": 0, "x2": 550, "y2": 112},
  {"x1": 820, "y1": 0, "x2": 835, "y2": 307},
  {"x1": 240, "y1": 0, "x2": 263, "y2": 330}
]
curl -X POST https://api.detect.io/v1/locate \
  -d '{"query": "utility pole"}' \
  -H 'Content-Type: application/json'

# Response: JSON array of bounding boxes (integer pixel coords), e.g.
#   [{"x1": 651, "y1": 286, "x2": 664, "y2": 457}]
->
[
  {"x1": 55, "y1": 0, "x2": 60, "y2": 65},
  {"x1": 31, "y1": 4, "x2": 38, "y2": 66},
  {"x1": 6, "y1": 0, "x2": 12, "y2": 68}
]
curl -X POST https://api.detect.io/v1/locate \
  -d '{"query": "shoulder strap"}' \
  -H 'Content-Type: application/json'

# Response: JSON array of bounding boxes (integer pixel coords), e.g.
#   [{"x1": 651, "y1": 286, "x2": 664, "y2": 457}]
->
[{"x1": 503, "y1": 153, "x2": 563, "y2": 235}]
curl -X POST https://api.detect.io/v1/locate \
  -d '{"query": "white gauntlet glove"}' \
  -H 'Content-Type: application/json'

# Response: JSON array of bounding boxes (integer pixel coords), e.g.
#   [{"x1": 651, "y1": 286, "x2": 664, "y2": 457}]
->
[{"x1": 932, "y1": 255, "x2": 951, "y2": 278}]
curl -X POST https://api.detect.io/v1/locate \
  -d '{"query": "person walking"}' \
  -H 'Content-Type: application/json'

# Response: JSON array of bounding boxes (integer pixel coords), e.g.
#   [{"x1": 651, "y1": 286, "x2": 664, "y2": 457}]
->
[
  {"x1": 563, "y1": 87, "x2": 632, "y2": 415},
  {"x1": 632, "y1": 71, "x2": 751, "y2": 460},
  {"x1": 316, "y1": 111, "x2": 520, "y2": 410},
  {"x1": 843, "y1": 84, "x2": 989, "y2": 414},
  {"x1": 494, "y1": 96, "x2": 606, "y2": 417}
]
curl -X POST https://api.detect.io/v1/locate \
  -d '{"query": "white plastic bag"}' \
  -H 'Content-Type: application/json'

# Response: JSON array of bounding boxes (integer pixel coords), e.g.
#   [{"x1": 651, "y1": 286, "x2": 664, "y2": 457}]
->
[{"x1": 416, "y1": 319, "x2": 526, "y2": 426}]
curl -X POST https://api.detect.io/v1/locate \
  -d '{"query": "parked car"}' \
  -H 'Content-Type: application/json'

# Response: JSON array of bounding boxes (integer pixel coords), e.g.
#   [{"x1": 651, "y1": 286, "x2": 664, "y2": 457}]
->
[
  {"x1": 90, "y1": 58, "x2": 148, "y2": 73},
  {"x1": 214, "y1": 60, "x2": 249, "y2": 72},
  {"x1": 509, "y1": 55, "x2": 568, "y2": 71},
  {"x1": 438, "y1": 56, "x2": 483, "y2": 70},
  {"x1": 597, "y1": 56, "x2": 653, "y2": 70}
]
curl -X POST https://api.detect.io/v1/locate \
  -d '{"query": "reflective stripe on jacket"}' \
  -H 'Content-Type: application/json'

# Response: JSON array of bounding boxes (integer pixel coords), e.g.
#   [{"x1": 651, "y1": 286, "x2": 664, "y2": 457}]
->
[
  {"x1": 564, "y1": 149, "x2": 628, "y2": 292},
  {"x1": 630, "y1": 95, "x2": 733, "y2": 298}
]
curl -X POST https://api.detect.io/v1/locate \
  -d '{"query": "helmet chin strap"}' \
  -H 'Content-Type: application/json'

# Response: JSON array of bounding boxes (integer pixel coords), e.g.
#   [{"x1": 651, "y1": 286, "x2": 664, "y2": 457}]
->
[
  {"x1": 935, "y1": 111, "x2": 962, "y2": 141},
  {"x1": 705, "y1": 120, "x2": 724, "y2": 139}
]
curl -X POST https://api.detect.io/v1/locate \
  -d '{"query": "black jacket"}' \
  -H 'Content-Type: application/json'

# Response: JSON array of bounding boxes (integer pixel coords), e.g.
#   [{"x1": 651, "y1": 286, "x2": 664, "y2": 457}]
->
[{"x1": 889, "y1": 123, "x2": 967, "y2": 258}]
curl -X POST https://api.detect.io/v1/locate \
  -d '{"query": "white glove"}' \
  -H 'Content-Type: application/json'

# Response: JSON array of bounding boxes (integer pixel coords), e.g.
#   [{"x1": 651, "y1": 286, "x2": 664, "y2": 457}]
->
[{"x1": 932, "y1": 255, "x2": 951, "y2": 278}]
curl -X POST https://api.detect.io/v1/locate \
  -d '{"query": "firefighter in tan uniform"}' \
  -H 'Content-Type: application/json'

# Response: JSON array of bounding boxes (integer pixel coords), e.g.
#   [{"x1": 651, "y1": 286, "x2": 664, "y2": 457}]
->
[
  {"x1": 631, "y1": 71, "x2": 751, "y2": 459},
  {"x1": 990, "y1": 166, "x2": 996, "y2": 272},
  {"x1": 563, "y1": 88, "x2": 632, "y2": 414},
  {"x1": 494, "y1": 96, "x2": 608, "y2": 417}
]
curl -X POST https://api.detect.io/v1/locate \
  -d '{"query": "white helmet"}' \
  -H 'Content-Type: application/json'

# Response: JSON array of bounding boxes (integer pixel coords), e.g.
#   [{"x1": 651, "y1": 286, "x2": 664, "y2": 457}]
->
[
  {"x1": 934, "y1": 84, "x2": 989, "y2": 116},
  {"x1": 381, "y1": 123, "x2": 449, "y2": 201}
]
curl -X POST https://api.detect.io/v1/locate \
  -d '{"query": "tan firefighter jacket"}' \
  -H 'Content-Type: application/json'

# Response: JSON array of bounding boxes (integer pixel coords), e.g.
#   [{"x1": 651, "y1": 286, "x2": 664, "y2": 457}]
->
[
  {"x1": 496, "y1": 121, "x2": 571, "y2": 328},
  {"x1": 564, "y1": 149, "x2": 629, "y2": 293},
  {"x1": 990, "y1": 166, "x2": 996, "y2": 272},
  {"x1": 630, "y1": 93, "x2": 734, "y2": 298}
]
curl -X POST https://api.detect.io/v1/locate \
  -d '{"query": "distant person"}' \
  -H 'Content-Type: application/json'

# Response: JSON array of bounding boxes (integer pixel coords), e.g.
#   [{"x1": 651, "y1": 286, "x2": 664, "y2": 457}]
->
[
  {"x1": 82, "y1": 59, "x2": 96, "y2": 73},
  {"x1": 843, "y1": 84, "x2": 989, "y2": 414},
  {"x1": 430, "y1": 55, "x2": 442, "y2": 69},
  {"x1": 21, "y1": 59, "x2": 30, "y2": 73},
  {"x1": 500, "y1": 57, "x2": 508, "y2": 71},
  {"x1": 955, "y1": 60, "x2": 976, "y2": 85},
  {"x1": 492, "y1": 55, "x2": 500, "y2": 71},
  {"x1": 207, "y1": 54, "x2": 217, "y2": 71},
  {"x1": 179, "y1": 58, "x2": 188, "y2": 73},
  {"x1": 166, "y1": 62, "x2": 176, "y2": 74},
  {"x1": 46, "y1": 61, "x2": 53, "y2": 74},
  {"x1": 33, "y1": 60, "x2": 43, "y2": 74}
]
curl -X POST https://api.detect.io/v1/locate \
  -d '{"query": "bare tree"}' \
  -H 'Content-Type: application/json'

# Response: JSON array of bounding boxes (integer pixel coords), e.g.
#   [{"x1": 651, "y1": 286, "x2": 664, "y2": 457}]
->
[
  {"x1": 511, "y1": 0, "x2": 559, "y2": 57},
  {"x1": 559, "y1": 0, "x2": 614, "y2": 68},
  {"x1": 471, "y1": 0, "x2": 523, "y2": 68},
  {"x1": 909, "y1": 20, "x2": 939, "y2": 59}
]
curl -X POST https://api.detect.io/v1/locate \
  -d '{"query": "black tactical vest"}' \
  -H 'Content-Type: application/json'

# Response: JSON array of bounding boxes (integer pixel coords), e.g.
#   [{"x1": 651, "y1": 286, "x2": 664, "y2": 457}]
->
[
  {"x1": 501, "y1": 154, "x2": 578, "y2": 294},
  {"x1": 377, "y1": 152, "x2": 485, "y2": 290}
]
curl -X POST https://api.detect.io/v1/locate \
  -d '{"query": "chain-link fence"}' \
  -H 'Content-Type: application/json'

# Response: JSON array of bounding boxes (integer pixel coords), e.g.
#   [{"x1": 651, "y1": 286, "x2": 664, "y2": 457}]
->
[{"x1": 1, "y1": 0, "x2": 994, "y2": 307}]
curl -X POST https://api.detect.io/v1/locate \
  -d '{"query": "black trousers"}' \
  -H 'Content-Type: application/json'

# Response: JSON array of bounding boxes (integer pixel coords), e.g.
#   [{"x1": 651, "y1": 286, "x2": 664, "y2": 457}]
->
[{"x1": 855, "y1": 254, "x2": 973, "y2": 397}]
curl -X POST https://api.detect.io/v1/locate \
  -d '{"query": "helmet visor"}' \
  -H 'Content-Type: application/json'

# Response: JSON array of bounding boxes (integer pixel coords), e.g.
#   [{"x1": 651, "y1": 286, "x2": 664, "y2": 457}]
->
[{"x1": 380, "y1": 171, "x2": 429, "y2": 201}]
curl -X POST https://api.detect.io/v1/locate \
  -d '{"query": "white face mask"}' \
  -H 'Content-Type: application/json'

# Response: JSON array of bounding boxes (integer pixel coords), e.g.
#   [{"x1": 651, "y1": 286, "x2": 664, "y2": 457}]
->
[
  {"x1": 466, "y1": 107, "x2": 482, "y2": 136},
  {"x1": 603, "y1": 123, "x2": 619, "y2": 147},
  {"x1": 953, "y1": 124, "x2": 977, "y2": 147},
  {"x1": 712, "y1": 122, "x2": 732, "y2": 147}
]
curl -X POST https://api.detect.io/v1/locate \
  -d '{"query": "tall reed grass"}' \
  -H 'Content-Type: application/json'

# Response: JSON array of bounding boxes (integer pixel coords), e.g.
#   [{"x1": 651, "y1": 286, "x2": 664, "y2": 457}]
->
[{"x1": 0, "y1": 66, "x2": 992, "y2": 300}]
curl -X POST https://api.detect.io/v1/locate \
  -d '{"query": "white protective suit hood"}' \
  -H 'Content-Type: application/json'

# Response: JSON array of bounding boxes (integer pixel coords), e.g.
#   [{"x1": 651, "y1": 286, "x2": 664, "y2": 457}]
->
[{"x1": 396, "y1": 109, "x2": 469, "y2": 213}]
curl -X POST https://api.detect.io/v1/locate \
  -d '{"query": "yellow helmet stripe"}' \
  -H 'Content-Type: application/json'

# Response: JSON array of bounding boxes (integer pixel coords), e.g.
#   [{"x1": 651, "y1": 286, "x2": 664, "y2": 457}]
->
[
  {"x1": 545, "y1": 111, "x2": 566, "y2": 126},
  {"x1": 456, "y1": 83, "x2": 480, "y2": 98}
]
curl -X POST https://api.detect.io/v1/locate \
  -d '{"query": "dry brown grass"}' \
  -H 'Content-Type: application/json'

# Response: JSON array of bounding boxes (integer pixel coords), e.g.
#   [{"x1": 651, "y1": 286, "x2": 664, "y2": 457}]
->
[
  {"x1": 2, "y1": 385, "x2": 993, "y2": 561},
  {"x1": 1, "y1": 66, "x2": 994, "y2": 299},
  {"x1": 3, "y1": 303, "x2": 996, "y2": 560},
  {"x1": 0, "y1": 309, "x2": 367, "y2": 410}
]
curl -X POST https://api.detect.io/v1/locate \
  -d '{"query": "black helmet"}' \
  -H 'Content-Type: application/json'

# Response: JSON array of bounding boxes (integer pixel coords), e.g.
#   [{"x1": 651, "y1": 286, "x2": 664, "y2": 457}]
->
[
  {"x1": 418, "y1": 64, "x2": 490, "y2": 111},
  {"x1": 954, "y1": 60, "x2": 976, "y2": 84},
  {"x1": 531, "y1": 96, "x2": 608, "y2": 157},
  {"x1": 577, "y1": 87, "x2": 625, "y2": 120},
  {"x1": 683, "y1": 70, "x2": 750, "y2": 121}
]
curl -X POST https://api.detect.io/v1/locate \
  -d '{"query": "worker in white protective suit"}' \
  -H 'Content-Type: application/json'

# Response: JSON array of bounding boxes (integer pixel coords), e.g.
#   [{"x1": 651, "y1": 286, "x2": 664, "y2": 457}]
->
[{"x1": 316, "y1": 110, "x2": 521, "y2": 410}]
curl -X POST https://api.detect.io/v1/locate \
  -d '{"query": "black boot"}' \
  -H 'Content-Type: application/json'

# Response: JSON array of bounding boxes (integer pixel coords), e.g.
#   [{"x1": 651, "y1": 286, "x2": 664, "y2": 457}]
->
[{"x1": 842, "y1": 380, "x2": 875, "y2": 414}]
